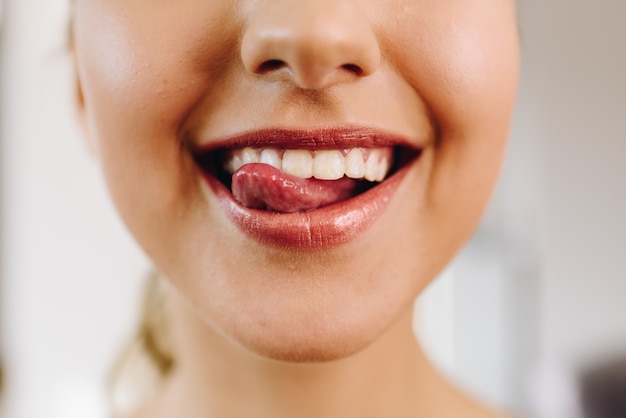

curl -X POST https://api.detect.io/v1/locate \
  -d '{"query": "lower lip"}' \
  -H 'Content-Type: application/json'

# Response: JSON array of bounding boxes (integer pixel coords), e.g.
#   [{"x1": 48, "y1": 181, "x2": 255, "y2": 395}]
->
[{"x1": 201, "y1": 166, "x2": 410, "y2": 250}]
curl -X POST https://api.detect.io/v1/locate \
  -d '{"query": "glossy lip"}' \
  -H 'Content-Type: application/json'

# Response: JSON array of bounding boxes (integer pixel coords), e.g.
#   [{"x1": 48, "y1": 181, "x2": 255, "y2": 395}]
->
[
  {"x1": 194, "y1": 127, "x2": 422, "y2": 250},
  {"x1": 192, "y1": 125, "x2": 423, "y2": 153}
]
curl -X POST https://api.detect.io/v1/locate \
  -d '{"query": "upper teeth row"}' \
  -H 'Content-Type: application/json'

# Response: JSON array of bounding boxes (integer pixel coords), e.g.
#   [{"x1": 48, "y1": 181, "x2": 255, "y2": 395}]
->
[{"x1": 224, "y1": 147, "x2": 393, "y2": 182}]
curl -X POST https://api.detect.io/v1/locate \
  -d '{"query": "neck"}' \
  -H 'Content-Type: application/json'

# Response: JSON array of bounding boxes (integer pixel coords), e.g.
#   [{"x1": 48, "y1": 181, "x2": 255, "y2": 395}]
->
[{"x1": 148, "y1": 288, "x2": 466, "y2": 418}]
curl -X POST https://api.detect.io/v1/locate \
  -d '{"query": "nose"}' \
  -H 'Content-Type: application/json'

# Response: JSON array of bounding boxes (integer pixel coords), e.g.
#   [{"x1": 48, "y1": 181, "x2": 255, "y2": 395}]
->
[{"x1": 241, "y1": 0, "x2": 381, "y2": 90}]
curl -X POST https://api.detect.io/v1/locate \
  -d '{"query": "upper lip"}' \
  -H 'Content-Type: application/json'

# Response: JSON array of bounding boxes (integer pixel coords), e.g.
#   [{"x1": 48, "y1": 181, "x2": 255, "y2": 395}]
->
[{"x1": 190, "y1": 125, "x2": 427, "y2": 155}]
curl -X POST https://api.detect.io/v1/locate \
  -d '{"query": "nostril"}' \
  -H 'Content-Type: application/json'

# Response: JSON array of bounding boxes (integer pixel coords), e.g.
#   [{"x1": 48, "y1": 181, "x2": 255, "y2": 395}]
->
[
  {"x1": 257, "y1": 59, "x2": 287, "y2": 74},
  {"x1": 341, "y1": 63, "x2": 364, "y2": 77}
]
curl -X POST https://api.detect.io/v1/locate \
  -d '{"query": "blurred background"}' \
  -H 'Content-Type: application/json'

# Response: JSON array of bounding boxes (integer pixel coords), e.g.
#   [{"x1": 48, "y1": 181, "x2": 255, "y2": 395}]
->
[{"x1": 0, "y1": 0, "x2": 625, "y2": 417}]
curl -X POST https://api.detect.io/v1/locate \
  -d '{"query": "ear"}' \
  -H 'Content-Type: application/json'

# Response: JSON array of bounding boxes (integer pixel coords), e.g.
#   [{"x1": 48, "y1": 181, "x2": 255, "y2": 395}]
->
[
  {"x1": 68, "y1": 5, "x2": 97, "y2": 156},
  {"x1": 73, "y1": 59, "x2": 98, "y2": 157}
]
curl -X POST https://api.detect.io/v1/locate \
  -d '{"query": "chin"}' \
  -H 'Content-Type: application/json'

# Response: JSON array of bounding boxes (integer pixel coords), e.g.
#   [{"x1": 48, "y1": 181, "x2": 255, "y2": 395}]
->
[
  {"x1": 183, "y1": 265, "x2": 409, "y2": 364},
  {"x1": 226, "y1": 312, "x2": 387, "y2": 363}
]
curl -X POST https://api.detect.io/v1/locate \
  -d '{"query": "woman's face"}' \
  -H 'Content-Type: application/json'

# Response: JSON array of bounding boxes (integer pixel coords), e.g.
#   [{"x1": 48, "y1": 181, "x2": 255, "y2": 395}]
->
[{"x1": 74, "y1": 0, "x2": 519, "y2": 361}]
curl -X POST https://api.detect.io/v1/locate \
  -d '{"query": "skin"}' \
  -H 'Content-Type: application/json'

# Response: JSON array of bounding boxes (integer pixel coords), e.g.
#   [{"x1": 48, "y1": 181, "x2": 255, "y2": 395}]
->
[{"x1": 73, "y1": 0, "x2": 520, "y2": 416}]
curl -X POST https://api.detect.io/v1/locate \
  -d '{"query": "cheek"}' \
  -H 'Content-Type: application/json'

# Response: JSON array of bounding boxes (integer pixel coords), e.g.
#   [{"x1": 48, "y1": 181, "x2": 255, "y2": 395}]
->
[
  {"x1": 73, "y1": 1, "x2": 241, "y2": 250},
  {"x1": 384, "y1": 0, "x2": 519, "y2": 239},
  {"x1": 75, "y1": 1, "x2": 240, "y2": 144}
]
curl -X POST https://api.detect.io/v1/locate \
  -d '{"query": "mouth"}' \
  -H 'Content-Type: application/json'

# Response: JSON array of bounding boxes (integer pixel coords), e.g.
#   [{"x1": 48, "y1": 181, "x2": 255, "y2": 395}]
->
[{"x1": 192, "y1": 127, "x2": 423, "y2": 249}]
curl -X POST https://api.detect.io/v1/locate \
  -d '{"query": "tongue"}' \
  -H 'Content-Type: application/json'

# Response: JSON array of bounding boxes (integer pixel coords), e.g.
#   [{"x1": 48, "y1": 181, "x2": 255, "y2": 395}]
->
[{"x1": 231, "y1": 163, "x2": 358, "y2": 213}]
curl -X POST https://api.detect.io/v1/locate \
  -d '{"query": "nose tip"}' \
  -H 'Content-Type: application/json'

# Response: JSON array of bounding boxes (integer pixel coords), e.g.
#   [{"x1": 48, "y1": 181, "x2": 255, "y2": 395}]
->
[{"x1": 241, "y1": 0, "x2": 381, "y2": 90}]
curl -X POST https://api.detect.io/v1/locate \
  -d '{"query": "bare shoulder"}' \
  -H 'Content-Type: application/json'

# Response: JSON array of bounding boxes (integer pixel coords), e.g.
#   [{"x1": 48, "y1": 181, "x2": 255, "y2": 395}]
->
[
  {"x1": 449, "y1": 388, "x2": 522, "y2": 418},
  {"x1": 465, "y1": 399, "x2": 522, "y2": 418},
  {"x1": 460, "y1": 405, "x2": 521, "y2": 418},
  {"x1": 480, "y1": 409, "x2": 521, "y2": 418},
  {"x1": 487, "y1": 411, "x2": 523, "y2": 418}
]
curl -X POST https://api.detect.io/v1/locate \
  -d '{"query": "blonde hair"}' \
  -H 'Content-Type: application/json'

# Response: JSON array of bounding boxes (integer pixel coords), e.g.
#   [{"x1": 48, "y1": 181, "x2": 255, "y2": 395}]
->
[{"x1": 108, "y1": 271, "x2": 174, "y2": 415}]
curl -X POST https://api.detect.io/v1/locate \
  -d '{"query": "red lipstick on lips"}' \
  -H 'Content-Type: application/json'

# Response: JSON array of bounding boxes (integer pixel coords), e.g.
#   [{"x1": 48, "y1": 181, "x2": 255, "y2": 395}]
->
[{"x1": 193, "y1": 127, "x2": 421, "y2": 250}]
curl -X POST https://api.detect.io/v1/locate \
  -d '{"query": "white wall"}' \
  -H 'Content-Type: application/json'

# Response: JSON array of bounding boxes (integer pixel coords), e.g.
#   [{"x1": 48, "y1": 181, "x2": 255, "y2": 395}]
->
[
  {"x1": 518, "y1": 0, "x2": 626, "y2": 365},
  {"x1": 501, "y1": 1, "x2": 626, "y2": 415}
]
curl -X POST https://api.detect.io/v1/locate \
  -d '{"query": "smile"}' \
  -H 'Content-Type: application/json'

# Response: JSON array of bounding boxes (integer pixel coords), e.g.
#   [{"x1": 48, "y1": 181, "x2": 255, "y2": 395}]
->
[{"x1": 193, "y1": 126, "x2": 423, "y2": 249}]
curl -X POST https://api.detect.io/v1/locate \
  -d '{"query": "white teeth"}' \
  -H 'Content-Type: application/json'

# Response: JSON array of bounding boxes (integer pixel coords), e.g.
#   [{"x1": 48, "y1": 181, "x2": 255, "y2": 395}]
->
[
  {"x1": 225, "y1": 147, "x2": 393, "y2": 182},
  {"x1": 344, "y1": 148, "x2": 365, "y2": 178},
  {"x1": 282, "y1": 150, "x2": 313, "y2": 178},
  {"x1": 364, "y1": 150, "x2": 381, "y2": 182},
  {"x1": 376, "y1": 156, "x2": 390, "y2": 182},
  {"x1": 260, "y1": 149, "x2": 282, "y2": 170},
  {"x1": 313, "y1": 150, "x2": 344, "y2": 180},
  {"x1": 241, "y1": 147, "x2": 259, "y2": 165},
  {"x1": 228, "y1": 153, "x2": 243, "y2": 173}
]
